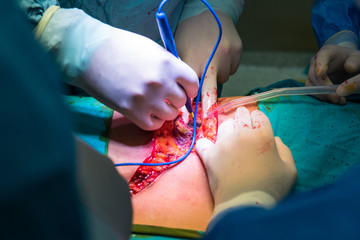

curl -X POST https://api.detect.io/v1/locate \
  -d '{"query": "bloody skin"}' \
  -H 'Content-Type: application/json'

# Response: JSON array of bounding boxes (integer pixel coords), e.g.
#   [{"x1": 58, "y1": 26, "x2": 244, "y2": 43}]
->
[{"x1": 128, "y1": 103, "x2": 218, "y2": 196}]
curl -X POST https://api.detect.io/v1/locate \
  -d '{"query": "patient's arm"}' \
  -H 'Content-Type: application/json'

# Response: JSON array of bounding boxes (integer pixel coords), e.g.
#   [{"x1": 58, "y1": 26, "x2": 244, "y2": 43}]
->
[{"x1": 108, "y1": 97, "x2": 257, "y2": 232}]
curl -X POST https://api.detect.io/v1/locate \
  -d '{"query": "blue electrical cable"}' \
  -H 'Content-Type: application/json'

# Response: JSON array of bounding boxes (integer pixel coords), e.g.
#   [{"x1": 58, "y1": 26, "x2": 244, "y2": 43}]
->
[{"x1": 114, "y1": 0, "x2": 222, "y2": 167}]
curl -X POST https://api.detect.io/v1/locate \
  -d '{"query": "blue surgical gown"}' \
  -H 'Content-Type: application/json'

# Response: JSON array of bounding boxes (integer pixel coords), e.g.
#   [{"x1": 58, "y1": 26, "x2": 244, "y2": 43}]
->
[
  {"x1": 312, "y1": 0, "x2": 360, "y2": 47},
  {"x1": 204, "y1": 164, "x2": 360, "y2": 239},
  {"x1": 0, "y1": 0, "x2": 85, "y2": 239}
]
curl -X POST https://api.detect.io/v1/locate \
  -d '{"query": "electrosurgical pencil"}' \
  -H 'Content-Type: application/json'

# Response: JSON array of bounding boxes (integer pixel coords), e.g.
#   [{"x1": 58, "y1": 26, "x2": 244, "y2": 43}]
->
[
  {"x1": 115, "y1": 0, "x2": 222, "y2": 167},
  {"x1": 156, "y1": 9, "x2": 193, "y2": 116},
  {"x1": 208, "y1": 85, "x2": 360, "y2": 115}
]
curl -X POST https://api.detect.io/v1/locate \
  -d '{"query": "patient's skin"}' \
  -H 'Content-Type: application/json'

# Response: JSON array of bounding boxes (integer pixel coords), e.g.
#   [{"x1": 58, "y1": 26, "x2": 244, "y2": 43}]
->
[{"x1": 108, "y1": 97, "x2": 257, "y2": 232}]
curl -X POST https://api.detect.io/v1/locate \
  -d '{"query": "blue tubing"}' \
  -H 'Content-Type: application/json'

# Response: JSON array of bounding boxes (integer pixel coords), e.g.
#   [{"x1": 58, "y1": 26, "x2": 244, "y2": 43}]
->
[{"x1": 114, "y1": 0, "x2": 222, "y2": 167}]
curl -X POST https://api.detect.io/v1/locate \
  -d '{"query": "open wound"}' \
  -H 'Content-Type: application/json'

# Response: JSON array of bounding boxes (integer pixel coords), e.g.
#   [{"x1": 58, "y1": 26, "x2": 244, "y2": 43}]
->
[{"x1": 128, "y1": 104, "x2": 218, "y2": 196}]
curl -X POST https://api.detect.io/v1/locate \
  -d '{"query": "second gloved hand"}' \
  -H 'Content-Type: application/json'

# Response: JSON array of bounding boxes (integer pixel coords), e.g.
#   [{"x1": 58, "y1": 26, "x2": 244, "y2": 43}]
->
[
  {"x1": 175, "y1": 10, "x2": 242, "y2": 84},
  {"x1": 196, "y1": 107, "x2": 297, "y2": 218},
  {"x1": 306, "y1": 44, "x2": 360, "y2": 104},
  {"x1": 76, "y1": 27, "x2": 199, "y2": 131}
]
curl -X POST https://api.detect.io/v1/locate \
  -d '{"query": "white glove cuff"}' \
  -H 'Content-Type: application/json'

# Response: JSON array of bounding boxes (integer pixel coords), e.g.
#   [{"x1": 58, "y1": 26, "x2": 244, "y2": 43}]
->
[
  {"x1": 40, "y1": 8, "x2": 112, "y2": 79},
  {"x1": 212, "y1": 191, "x2": 276, "y2": 219},
  {"x1": 324, "y1": 30, "x2": 359, "y2": 50}
]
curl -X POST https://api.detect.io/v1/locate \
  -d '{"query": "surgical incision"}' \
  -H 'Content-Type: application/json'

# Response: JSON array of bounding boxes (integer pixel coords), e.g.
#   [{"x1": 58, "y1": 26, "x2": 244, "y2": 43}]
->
[{"x1": 128, "y1": 104, "x2": 218, "y2": 196}]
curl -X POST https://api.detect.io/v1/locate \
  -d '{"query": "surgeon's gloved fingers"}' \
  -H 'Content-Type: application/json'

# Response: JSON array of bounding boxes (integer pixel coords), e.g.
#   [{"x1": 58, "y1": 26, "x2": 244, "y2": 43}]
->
[
  {"x1": 195, "y1": 138, "x2": 214, "y2": 163},
  {"x1": 317, "y1": 74, "x2": 346, "y2": 104},
  {"x1": 131, "y1": 114, "x2": 165, "y2": 131},
  {"x1": 231, "y1": 48, "x2": 242, "y2": 75},
  {"x1": 226, "y1": 32, "x2": 243, "y2": 76},
  {"x1": 250, "y1": 110, "x2": 272, "y2": 132},
  {"x1": 127, "y1": 105, "x2": 165, "y2": 131},
  {"x1": 211, "y1": 54, "x2": 231, "y2": 84},
  {"x1": 306, "y1": 57, "x2": 317, "y2": 87},
  {"x1": 337, "y1": 75, "x2": 360, "y2": 96},
  {"x1": 151, "y1": 101, "x2": 180, "y2": 121},
  {"x1": 174, "y1": 60, "x2": 200, "y2": 99},
  {"x1": 211, "y1": 44, "x2": 239, "y2": 84},
  {"x1": 314, "y1": 45, "x2": 345, "y2": 76},
  {"x1": 164, "y1": 86, "x2": 187, "y2": 109},
  {"x1": 216, "y1": 119, "x2": 235, "y2": 141},
  {"x1": 314, "y1": 52, "x2": 331, "y2": 77},
  {"x1": 320, "y1": 75, "x2": 346, "y2": 104},
  {"x1": 148, "y1": 117, "x2": 166, "y2": 131},
  {"x1": 329, "y1": 95, "x2": 346, "y2": 105},
  {"x1": 217, "y1": 61, "x2": 232, "y2": 84},
  {"x1": 306, "y1": 69, "x2": 346, "y2": 105},
  {"x1": 274, "y1": 137, "x2": 296, "y2": 169},
  {"x1": 344, "y1": 54, "x2": 360, "y2": 73},
  {"x1": 274, "y1": 137, "x2": 297, "y2": 190},
  {"x1": 234, "y1": 106, "x2": 252, "y2": 129}
]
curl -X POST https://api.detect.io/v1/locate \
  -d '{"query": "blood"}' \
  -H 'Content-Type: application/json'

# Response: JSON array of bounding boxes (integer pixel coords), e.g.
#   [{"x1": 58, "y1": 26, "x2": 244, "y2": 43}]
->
[
  {"x1": 342, "y1": 80, "x2": 357, "y2": 94},
  {"x1": 147, "y1": 6, "x2": 157, "y2": 15},
  {"x1": 128, "y1": 103, "x2": 218, "y2": 196}
]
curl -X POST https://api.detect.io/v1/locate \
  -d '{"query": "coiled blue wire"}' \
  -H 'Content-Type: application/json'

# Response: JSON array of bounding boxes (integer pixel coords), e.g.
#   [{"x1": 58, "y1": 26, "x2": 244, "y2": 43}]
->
[{"x1": 114, "y1": 0, "x2": 222, "y2": 167}]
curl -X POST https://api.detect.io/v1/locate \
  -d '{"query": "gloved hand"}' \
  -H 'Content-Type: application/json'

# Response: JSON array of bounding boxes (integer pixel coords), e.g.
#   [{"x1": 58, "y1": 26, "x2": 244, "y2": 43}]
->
[
  {"x1": 174, "y1": 10, "x2": 242, "y2": 85},
  {"x1": 306, "y1": 44, "x2": 360, "y2": 105},
  {"x1": 196, "y1": 107, "x2": 297, "y2": 218},
  {"x1": 79, "y1": 28, "x2": 199, "y2": 131},
  {"x1": 40, "y1": 8, "x2": 199, "y2": 131}
]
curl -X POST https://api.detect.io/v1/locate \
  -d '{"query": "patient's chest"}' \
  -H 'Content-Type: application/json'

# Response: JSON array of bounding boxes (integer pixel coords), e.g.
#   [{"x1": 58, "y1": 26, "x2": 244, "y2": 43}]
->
[{"x1": 108, "y1": 97, "x2": 257, "y2": 231}]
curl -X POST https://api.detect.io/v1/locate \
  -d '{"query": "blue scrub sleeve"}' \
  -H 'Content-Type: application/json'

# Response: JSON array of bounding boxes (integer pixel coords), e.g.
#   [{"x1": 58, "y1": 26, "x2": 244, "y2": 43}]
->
[
  {"x1": 204, "y1": 164, "x2": 360, "y2": 239},
  {"x1": 311, "y1": 0, "x2": 360, "y2": 47},
  {"x1": 1, "y1": 1, "x2": 85, "y2": 238}
]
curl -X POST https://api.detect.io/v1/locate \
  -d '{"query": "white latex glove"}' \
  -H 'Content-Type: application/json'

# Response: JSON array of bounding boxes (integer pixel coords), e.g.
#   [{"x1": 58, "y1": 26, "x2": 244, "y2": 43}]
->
[
  {"x1": 196, "y1": 107, "x2": 297, "y2": 218},
  {"x1": 79, "y1": 28, "x2": 199, "y2": 130},
  {"x1": 306, "y1": 44, "x2": 360, "y2": 105},
  {"x1": 175, "y1": 10, "x2": 242, "y2": 84},
  {"x1": 40, "y1": 9, "x2": 199, "y2": 131}
]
